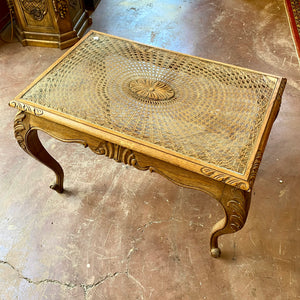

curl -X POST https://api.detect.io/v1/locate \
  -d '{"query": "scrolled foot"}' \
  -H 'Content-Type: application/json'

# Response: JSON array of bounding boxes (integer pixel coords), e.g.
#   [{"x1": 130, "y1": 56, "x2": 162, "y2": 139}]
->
[
  {"x1": 50, "y1": 184, "x2": 64, "y2": 193},
  {"x1": 210, "y1": 186, "x2": 251, "y2": 258},
  {"x1": 210, "y1": 247, "x2": 221, "y2": 258}
]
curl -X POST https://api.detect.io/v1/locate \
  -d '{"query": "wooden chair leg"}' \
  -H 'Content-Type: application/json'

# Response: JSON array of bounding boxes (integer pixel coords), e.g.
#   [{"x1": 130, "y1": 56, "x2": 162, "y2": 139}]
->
[
  {"x1": 210, "y1": 186, "x2": 251, "y2": 258},
  {"x1": 14, "y1": 112, "x2": 64, "y2": 193}
]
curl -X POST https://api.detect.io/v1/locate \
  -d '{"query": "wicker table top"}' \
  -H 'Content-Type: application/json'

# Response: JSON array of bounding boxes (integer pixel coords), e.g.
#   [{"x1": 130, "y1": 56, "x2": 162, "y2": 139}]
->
[{"x1": 10, "y1": 30, "x2": 286, "y2": 190}]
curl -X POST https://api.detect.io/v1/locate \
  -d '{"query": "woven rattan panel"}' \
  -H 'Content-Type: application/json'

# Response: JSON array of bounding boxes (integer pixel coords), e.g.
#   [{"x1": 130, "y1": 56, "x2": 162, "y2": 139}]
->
[{"x1": 22, "y1": 32, "x2": 278, "y2": 175}]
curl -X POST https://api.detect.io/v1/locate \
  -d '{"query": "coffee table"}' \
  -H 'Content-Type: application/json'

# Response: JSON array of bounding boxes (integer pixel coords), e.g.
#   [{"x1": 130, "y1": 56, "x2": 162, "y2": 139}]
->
[{"x1": 9, "y1": 30, "x2": 286, "y2": 258}]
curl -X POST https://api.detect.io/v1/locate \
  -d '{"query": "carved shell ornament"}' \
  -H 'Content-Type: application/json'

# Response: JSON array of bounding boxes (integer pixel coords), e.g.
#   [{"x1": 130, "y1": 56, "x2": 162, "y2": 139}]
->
[
  {"x1": 128, "y1": 79, "x2": 175, "y2": 102},
  {"x1": 91, "y1": 141, "x2": 150, "y2": 171}
]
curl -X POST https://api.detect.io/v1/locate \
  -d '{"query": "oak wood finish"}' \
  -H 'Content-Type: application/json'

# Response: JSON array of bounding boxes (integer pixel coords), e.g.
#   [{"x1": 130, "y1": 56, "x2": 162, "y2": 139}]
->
[{"x1": 9, "y1": 31, "x2": 287, "y2": 257}]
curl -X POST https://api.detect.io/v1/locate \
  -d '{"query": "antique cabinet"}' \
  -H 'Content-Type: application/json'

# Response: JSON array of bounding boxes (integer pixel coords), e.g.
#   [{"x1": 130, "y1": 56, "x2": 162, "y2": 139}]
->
[{"x1": 8, "y1": 0, "x2": 91, "y2": 49}]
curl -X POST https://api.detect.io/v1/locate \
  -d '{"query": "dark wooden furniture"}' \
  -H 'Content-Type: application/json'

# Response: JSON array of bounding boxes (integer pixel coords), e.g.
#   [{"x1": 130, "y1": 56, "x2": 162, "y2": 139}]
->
[
  {"x1": 84, "y1": 0, "x2": 100, "y2": 11},
  {"x1": 9, "y1": 31, "x2": 286, "y2": 257},
  {"x1": 0, "y1": 0, "x2": 10, "y2": 31},
  {"x1": 8, "y1": 0, "x2": 91, "y2": 49}
]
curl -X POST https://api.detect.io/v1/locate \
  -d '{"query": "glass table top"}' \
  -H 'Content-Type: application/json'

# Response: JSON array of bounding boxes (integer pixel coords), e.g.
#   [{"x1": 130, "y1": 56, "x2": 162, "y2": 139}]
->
[{"x1": 16, "y1": 31, "x2": 283, "y2": 175}]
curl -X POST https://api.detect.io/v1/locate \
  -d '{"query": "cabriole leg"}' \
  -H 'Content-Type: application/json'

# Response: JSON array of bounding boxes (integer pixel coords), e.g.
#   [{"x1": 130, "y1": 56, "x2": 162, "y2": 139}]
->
[
  {"x1": 14, "y1": 111, "x2": 64, "y2": 193},
  {"x1": 210, "y1": 186, "x2": 251, "y2": 258}
]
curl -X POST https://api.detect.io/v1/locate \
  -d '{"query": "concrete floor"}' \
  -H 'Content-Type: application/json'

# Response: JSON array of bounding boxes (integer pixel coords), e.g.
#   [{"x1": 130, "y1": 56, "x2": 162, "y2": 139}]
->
[{"x1": 0, "y1": 0, "x2": 299, "y2": 299}]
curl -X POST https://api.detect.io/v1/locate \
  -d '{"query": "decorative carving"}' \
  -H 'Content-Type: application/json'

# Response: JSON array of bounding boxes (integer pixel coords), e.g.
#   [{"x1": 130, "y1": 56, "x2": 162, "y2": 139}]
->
[
  {"x1": 226, "y1": 195, "x2": 247, "y2": 232},
  {"x1": 9, "y1": 101, "x2": 43, "y2": 116},
  {"x1": 248, "y1": 150, "x2": 263, "y2": 188},
  {"x1": 210, "y1": 186, "x2": 250, "y2": 257},
  {"x1": 128, "y1": 79, "x2": 175, "y2": 102},
  {"x1": 223, "y1": 187, "x2": 248, "y2": 233},
  {"x1": 91, "y1": 141, "x2": 150, "y2": 171},
  {"x1": 52, "y1": 0, "x2": 68, "y2": 19},
  {"x1": 201, "y1": 167, "x2": 248, "y2": 190},
  {"x1": 21, "y1": 0, "x2": 47, "y2": 21},
  {"x1": 14, "y1": 111, "x2": 27, "y2": 151},
  {"x1": 69, "y1": 0, "x2": 77, "y2": 8}
]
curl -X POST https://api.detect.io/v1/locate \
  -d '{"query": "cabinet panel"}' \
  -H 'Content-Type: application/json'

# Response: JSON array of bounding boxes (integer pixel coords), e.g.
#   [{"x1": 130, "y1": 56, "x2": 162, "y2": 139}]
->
[{"x1": 10, "y1": 0, "x2": 91, "y2": 49}]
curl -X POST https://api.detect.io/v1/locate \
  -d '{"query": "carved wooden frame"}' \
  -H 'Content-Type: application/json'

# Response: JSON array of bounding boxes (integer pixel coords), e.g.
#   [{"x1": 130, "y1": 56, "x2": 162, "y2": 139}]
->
[
  {"x1": 9, "y1": 31, "x2": 286, "y2": 258},
  {"x1": 11, "y1": 87, "x2": 283, "y2": 258}
]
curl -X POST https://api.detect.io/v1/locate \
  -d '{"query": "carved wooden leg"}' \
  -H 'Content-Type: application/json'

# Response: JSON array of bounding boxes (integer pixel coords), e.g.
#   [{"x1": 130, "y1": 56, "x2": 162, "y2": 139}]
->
[
  {"x1": 210, "y1": 186, "x2": 251, "y2": 258},
  {"x1": 14, "y1": 112, "x2": 64, "y2": 193}
]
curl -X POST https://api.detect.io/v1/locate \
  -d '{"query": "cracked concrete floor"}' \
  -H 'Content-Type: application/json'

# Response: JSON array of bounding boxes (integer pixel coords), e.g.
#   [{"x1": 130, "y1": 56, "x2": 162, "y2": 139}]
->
[{"x1": 0, "y1": 0, "x2": 299, "y2": 299}]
